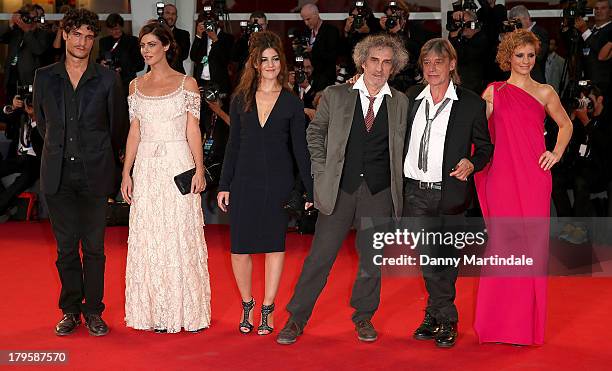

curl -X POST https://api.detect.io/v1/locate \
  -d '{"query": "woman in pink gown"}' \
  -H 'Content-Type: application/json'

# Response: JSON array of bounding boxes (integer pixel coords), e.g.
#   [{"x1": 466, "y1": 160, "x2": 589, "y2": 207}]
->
[{"x1": 474, "y1": 29, "x2": 572, "y2": 345}]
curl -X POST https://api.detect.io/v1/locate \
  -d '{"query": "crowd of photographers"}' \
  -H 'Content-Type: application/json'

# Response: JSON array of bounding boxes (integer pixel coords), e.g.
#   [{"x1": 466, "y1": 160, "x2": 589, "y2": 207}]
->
[{"x1": 0, "y1": 0, "x2": 610, "y2": 229}]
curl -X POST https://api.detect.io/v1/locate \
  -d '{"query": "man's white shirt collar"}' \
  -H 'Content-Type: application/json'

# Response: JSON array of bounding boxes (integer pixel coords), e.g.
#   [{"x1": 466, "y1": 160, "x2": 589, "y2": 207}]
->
[
  {"x1": 416, "y1": 81, "x2": 458, "y2": 102},
  {"x1": 352, "y1": 75, "x2": 392, "y2": 98}
]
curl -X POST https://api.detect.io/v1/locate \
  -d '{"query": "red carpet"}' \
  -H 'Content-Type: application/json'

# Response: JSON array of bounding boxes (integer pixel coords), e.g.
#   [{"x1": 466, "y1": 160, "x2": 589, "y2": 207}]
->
[{"x1": 0, "y1": 221, "x2": 610, "y2": 370}]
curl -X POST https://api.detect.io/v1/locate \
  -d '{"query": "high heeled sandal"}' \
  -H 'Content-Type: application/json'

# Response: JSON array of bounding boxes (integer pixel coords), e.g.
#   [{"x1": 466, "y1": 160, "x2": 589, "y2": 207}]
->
[
  {"x1": 257, "y1": 303, "x2": 275, "y2": 335},
  {"x1": 239, "y1": 298, "x2": 255, "y2": 334}
]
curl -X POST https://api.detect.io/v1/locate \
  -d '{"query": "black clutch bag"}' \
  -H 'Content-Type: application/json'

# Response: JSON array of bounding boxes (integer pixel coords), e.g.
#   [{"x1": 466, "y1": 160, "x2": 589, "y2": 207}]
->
[{"x1": 174, "y1": 167, "x2": 196, "y2": 195}]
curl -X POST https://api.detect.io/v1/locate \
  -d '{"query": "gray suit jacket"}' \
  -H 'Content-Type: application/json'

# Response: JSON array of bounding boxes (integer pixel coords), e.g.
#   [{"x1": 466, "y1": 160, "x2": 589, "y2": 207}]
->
[{"x1": 306, "y1": 83, "x2": 409, "y2": 217}]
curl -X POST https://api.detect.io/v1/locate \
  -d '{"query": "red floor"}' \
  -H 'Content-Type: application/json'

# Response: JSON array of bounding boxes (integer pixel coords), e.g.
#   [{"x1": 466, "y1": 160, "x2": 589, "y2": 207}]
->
[{"x1": 0, "y1": 221, "x2": 610, "y2": 370}]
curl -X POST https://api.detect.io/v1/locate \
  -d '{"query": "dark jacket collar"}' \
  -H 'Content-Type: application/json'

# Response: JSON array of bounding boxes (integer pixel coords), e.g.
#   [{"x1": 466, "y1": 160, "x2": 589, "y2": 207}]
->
[{"x1": 51, "y1": 56, "x2": 98, "y2": 84}]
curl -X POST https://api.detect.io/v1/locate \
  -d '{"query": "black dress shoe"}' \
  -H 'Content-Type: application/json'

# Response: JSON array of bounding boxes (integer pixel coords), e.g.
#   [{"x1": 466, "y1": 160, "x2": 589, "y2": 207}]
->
[
  {"x1": 84, "y1": 314, "x2": 109, "y2": 337},
  {"x1": 413, "y1": 312, "x2": 439, "y2": 340},
  {"x1": 276, "y1": 319, "x2": 304, "y2": 345},
  {"x1": 355, "y1": 319, "x2": 378, "y2": 342},
  {"x1": 55, "y1": 313, "x2": 81, "y2": 336},
  {"x1": 435, "y1": 321, "x2": 458, "y2": 348}
]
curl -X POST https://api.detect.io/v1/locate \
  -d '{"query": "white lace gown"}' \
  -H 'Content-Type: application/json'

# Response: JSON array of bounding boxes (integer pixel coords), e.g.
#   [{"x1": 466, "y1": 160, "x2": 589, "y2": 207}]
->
[{"x1": 125, "y1": 76, "x2": 211, "y2": 332}]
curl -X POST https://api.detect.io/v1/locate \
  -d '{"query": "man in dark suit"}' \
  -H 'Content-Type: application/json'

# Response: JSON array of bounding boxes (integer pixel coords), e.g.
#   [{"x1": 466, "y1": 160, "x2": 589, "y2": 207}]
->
[
  {"x1": 162, "y1": 3, "x2": 190, "y2": 73},
  {"x1": 32, "y1": 9, "x2": 128, "y2": 337},
  {"x1": 277, "y1": 34, "x2": 410, "y2": 345},
  {"x1": 404, "y1": 39, "x2": 493, "y2": 348},
  {"x1": 0, "y1": 4, "x2": 49, "y2": 100},
  {"x1": 97, "y1": 13, "x2": 144, "y2": 95},
  {"x1": 508, "y1": 6, "x2": 549, "y2": 84},
  {"x1": 300, "y1": 3, "x2": 340, "y2": 92}
]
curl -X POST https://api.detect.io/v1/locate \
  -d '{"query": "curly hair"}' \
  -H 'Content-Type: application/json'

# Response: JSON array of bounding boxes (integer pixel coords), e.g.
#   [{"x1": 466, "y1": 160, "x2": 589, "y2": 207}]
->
[
  {"x1": 233, "y1": 31, "x2": 290, "y2": 112},
  {"x1": 353, "y1": 34, "x2": 409, "y2": 78},
  {"x1": 496, "y1": 29, "x2": 541, "y2": 72},
  {"x1": 62, "y1": 8, "x2": 100, "y2": 37},
  {"x1": 139, "y1": 20, "x2": 178, "y2": 67}
]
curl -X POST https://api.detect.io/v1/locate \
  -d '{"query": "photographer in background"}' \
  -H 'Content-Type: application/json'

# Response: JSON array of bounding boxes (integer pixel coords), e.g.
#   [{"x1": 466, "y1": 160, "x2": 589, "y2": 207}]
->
[
  {"x1": 552, "y1": 83, "x2": 610, "y2": 242},
  {"x1": 98, "y1": 14, "x2": 144, "y2": 96},
  {"x1": 343, "y1": 1, "x2": 382, "y2": 75},
  {"x1": 162, "y1": 3, "x2": 190, "y2": 73},
  {"x1": 573, "y1": 0, "x2": 611, "y2": 94},
  {"x1": 448, "y1": 9, "x2": 490, "y2": 94},
  {"x1": 288, "y1": 53, "x2": 317, "y2": 114},
  {"x1": 232, "y1": 12, "x2": 267, "y2": 75},
  {"x1": 380, "y1": 1, "x2": 433, "y2": 92},
  {"x1": 0, "y1": 91, "x2": 42, "y2": 222},
  {"x1": 0, "y1": 4, "x2": 49, "y2": 100},
  {"x1": 508, "y1": 5, "x2": 549, "y2": 83},
  {"x1": 300, "y1": 3, "x2": 340, "y2": 92}
]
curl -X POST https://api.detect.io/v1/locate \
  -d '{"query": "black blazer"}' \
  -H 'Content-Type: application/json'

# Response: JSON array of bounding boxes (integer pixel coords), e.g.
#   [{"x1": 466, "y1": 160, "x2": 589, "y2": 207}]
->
[
  {"x1": 33, "y1": 61, "x2": 129, "y2": 196},
  {"x1": 404, "y1": 84, "x2": 493, "y2": 215},
  {"x1": 190, "y1": 31, "x2": 234, "y2": 94},
  {"x1": 310, "y1": 22, "x2": 340, "y2": 92},
  {"x1": 98, "y1": 34, "x2": 145, "y2": 92},
  {"x1": 172, "y1": 27, "x2": 191, "y2": 74},
  {"x1": 0, "y1": 25, "x2": 48, "y2": 89}
]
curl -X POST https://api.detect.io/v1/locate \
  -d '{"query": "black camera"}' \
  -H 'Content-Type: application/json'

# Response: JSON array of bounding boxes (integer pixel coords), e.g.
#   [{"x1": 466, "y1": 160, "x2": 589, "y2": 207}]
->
[
  {"x1": 350, "y1": 1, "x2": 367, "y2": 31},
  {"x1": 198, "y1": 6, "x2": 218, "y2": 32},
  {"x1": 288, "y1": 29, "x2": 309, "y2": 57},
  {"x1": 16, "y1": 84, "x2": 33, "y2": 106},
  {"x1": 239, "y1": 20, "x2": 263, "y2": 37},
  {"x1": 294, "y1": 56, "x2": 307, "y2": 85},
  {"x1": 201, "y1": 83, "x2": 226, "y2": 103},
  {"x1": 501, "y1": 18, "x2": 523, "y2": 33},
  {"x1": 335, "y1": 66, "x2": 350, "y2": 85},
  {"x1": 19, "y1": 9, "x2": 43, "y2": 24},
  {"x1": 156, "y1": 2, "x2": 165, "y2": 23},
  {"x1": 384, "y1": 1, "x2": 401, "y2": 31},
  {"x1": 570, "y1": 80, "x2": 595, "y2": 111},
  {"x1": 445, "y1": 0, "x2": 481, "y2": 32},
  {"x1": 103, "y1": 51, "x2": 119, "y2": 71},
  {"x1": 562, "y1": 0, "x2": 592, "y2": 19}
]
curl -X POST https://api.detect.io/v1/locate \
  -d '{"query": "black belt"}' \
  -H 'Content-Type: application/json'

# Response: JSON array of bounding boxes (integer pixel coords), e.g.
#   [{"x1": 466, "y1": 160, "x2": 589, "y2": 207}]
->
[{"x1": 406, "y1": 178, "x2": 442, "y2": 191}]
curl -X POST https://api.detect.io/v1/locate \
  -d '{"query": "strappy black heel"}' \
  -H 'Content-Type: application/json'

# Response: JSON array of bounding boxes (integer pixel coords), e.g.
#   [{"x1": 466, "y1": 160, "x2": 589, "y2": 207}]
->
[
  {"x1": 257, "y1": 303, "x2": 275, "y2": 335},
  {"x1": 239, "y1": 298, "x2": 255, "y2": 334}
]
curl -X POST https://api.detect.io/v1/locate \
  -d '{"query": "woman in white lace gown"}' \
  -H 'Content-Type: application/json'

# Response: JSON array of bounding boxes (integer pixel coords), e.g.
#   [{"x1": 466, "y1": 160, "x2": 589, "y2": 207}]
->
[{"x1": 121, "y1": 21, "x2": 210, "y2": 333}]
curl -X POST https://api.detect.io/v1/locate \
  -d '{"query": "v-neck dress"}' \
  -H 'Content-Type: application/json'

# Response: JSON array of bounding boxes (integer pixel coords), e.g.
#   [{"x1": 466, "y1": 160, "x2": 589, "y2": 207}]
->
[{"x1": 219, "y1": 89, "x2": 313, "y2": 254}]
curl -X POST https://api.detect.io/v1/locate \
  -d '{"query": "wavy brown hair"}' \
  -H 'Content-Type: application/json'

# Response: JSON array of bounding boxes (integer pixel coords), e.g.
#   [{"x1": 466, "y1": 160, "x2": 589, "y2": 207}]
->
[
  {"x1": 233, "y1": 31, "x2": 290, "y2": 112},
  {"x1": 496, "y1": 29, "x2": 541, "y2": 72},
  {"x1": 62, "y1": 8, "x2": 100, "y2": 37},
  {"x1": 139, "y1": 20, "x2": 178, "y2": 67}
]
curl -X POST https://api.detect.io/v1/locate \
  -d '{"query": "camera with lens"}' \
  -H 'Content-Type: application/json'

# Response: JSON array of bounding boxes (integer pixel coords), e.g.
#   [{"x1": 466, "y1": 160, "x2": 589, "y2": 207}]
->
[
  {"x1": 16, "y1": 84, "x2": 33, "y2": 106},
  {"x1": 156, "y1": 2, "x2": 165, "y2": 23},
  {"x1": 335, "y1": 66, "x2": 350, "y2": 85},
  {"x1": 500, "y1": 18, "x2": 523, "y2": 33},
  {"x1": 569, "y1": 80, "x2": 595, "y2": 111},
  {"x1": 103, "y1": 51, "x2": 120, "y2": 72},
  {"x1": 350, "y1": 1, "x2": 367, "y2": 31},
  {"x1": 201, "y1": 82, "x2": 226, "y2": 103},
  {"x1": 384, "y1": 1, "x2": 402, "y2": 31},
  {"x1": 239, "y1": 20, "x2": 264, "y2": 37},
  {"x1": 197, "y1": 6, "x2": 218, "y2": 33},
  {"x1": 445, "y1": 0, "x2": 481, "y2": 32},
  {"x1": 294, "y1": 56, "x2": 307, "y2": 85},
  {"x1": 19, "y1": 9, "x2": 43, "y2": 24},
  {"x1": 288, "y1": 29, "x2": 310, "y2": 57},
  {"x1": 562, "y1": 0, "x2": 592, "y2": 20}
]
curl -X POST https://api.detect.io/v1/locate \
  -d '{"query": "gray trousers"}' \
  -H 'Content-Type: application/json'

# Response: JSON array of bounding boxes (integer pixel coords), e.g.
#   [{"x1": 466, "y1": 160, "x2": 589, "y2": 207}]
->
[{"x1": 286, "y1": 181, "x2": 392, "y2": 325}]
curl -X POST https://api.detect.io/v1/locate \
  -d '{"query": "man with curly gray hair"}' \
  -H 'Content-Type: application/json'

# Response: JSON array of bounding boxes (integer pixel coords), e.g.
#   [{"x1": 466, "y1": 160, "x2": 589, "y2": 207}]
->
[{"x1": 277, "y1": 34, "x2": 409, "y2": 345}]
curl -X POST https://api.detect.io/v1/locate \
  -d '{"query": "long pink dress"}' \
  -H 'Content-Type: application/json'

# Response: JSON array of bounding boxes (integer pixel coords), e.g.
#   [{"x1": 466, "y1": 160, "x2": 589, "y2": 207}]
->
[{"x1": 474, "y1": 82, "x2": 550, "y2": 345}]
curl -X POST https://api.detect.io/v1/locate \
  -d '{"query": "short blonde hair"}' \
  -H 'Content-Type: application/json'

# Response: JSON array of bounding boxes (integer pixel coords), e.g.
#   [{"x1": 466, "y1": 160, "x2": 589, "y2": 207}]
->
[
  {"x1": 353, "y1": 34, "x2": 409, "y2": 78},
  {"x1": 496, "y1": 29, "x2": 541, "y2": 72}
]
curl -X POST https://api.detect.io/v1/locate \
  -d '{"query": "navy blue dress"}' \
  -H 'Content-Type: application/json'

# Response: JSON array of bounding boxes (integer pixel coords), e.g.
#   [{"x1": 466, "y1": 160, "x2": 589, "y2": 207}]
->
[{"x1": 219, "y1": 89, "x2": 313, "y2": 254}]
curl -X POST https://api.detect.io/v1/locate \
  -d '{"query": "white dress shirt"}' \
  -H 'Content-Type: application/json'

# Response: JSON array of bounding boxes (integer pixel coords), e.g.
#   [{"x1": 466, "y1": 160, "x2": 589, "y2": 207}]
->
[
  {"x1": 404, "y1": 81, "x2": 458, "y2": 182},
  {"x1": 352, "y1": 75, "x2": 392, "y2": 120},
  {"x1": 582, "y1": 21, "x2": 611, "y2": 40}
]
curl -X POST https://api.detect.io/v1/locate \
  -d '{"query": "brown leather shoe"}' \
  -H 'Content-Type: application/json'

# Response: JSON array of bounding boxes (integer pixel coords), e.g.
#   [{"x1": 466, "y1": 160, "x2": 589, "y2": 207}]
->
[
  {"x1": 276, "y1": 319, "x2": 303, "y2": 345},
  {"x1": 55, "y1": 313, "x2": 81, "y2": 336},
  {"x1": 355, "y1": 319, "x2": 378, "y2": 342},
  {"x1": 84, "y1": 314, "x2": 109, "y2": 337}
]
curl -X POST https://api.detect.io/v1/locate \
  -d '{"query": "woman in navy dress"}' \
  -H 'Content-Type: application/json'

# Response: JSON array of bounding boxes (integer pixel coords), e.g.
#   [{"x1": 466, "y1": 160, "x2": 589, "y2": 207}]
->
[{"x1": 217, "y1": 32, "x2": 313, "y2": 335}]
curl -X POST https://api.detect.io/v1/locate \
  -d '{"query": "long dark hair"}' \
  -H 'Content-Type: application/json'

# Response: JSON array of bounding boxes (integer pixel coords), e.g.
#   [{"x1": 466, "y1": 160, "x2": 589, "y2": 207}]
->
[
  {"x1": 233, "y1": 31, "x2": 290, "y2": 112},
  {"x1": 138, "y1": 20, "x2": 178, "y2": 66}
]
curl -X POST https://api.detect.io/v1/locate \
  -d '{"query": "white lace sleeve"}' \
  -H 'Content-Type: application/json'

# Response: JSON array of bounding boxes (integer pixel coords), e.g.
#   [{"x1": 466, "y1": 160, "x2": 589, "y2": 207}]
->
[
  {"x1": 127, "y1": 94, "x2": 138, "y2": 122},
  {"x1": 185, "y1": 90, "x2": 201, "y2": 120}
]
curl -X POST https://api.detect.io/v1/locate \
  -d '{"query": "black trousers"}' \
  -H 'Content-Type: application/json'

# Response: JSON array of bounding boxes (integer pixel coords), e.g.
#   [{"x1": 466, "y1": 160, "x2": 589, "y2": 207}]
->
[
  {"x1": 403, "y1": 181, "x2": 460, "y2": 323},
  {"x1": 0, "y1": 154, "x2": 40, "y2": 214},
  {"x1": 286, "y1": 181, "x2": 392, "y2": 325},
  {"x1": 45, "y1": 160, "x2": 107, "y2": 315}
]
